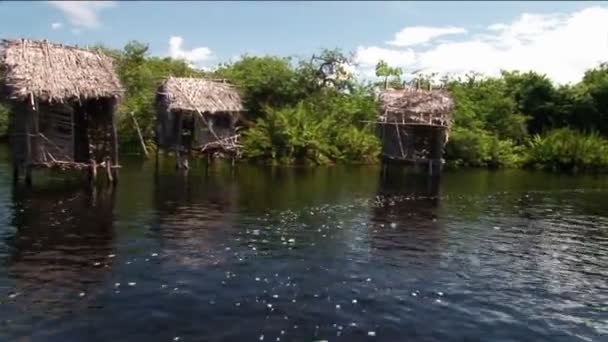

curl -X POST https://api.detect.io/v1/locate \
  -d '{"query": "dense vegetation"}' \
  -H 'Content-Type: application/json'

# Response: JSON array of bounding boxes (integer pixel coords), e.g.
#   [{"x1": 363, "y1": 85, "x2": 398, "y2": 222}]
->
[{"x1": 1, "y1": 40, "x2": 607, "y2": 171}]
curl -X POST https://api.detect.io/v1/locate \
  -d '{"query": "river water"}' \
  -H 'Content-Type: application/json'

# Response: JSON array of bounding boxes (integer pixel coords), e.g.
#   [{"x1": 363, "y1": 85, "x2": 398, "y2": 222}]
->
[{"x1": 0, "y1": 148, "x2": 606, "y2": 342}]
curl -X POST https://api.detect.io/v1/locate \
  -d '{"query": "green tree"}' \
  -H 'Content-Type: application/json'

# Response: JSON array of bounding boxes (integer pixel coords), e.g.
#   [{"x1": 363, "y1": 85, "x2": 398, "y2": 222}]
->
[{"x1": 375, "y1": 60, "x2": 402, "y2": 89}]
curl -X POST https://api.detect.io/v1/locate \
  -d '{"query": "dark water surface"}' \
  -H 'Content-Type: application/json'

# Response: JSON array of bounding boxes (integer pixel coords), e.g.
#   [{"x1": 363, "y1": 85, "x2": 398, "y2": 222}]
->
[{"x1": 0, "y1": 148, "x2": 606, "y2": 342}]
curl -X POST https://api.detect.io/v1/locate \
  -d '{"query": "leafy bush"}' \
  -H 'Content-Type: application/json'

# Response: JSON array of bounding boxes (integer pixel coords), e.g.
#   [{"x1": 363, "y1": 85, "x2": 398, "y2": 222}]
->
[
  {"x1": 241, "y1": 89, "x2": 380, "y2": 165},
  {"x1": 445, "y1": 127, "x2": 523, "y2": 168},
  {"x1": 525, "y1": 128, "x2": 608, "y2": 172}
]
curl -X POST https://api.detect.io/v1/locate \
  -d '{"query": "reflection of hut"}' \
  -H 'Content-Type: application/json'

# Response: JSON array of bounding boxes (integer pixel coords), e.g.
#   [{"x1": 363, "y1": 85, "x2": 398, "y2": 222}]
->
[
  {"x1": 5, "y1": 185, "x2": 116, "y2": 315},
  {"x1": 370, "y1": 166, "x2": 443, "y2": 267},
  {"x1": 155, "y1": 77, "x2": 245, "y2": 169},
  {"x1": 0, "y1": 39, "x2": 123, "y2": 184},
  {"x1": 152, "y1": 172, "x2": 239, "y2": 267},
  {"x1": 376, "y1": 88, "x2": 454, "y2": 175}
]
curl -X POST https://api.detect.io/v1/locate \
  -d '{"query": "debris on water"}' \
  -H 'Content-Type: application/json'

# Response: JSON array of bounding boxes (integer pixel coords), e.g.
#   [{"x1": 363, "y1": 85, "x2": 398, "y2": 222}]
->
[
  {"x1": 8, "y1": 293, "x2": 19, "y2": 299},
  {"x1": 411, "y1": 292, "x2": 417, "y2": 297},
  {"x1": 280, "y1": 330, "x2": 285, "y2": 335},
  {"x1": 292, "y1": 299, "x2": 296, "y2": 303},
  {"x1": 79, "y1": 292, "x2": 86, "y2": 297},
  {"x1": 272, "y1": 294, "x2": 279, "y2": 299},
  {"x1": 435, "y1": 299, "x2": 442, "y2": 303},
  {"x1": 235, "y1": 302, "x2": 241, "y2": 307},
  {"x1": 368, "y1": 331, "x2": 376, "y2": 337},
  {"x1": 288, "y1": 238, "x2": 295, "y2": 244},
  {"x1": 145, "y1": 258, "x2": 150, "y2": 262},
  {"x1": 128, "y1": 282, "x2": 136, "y2": 287},
  {"x1": 151, "y1": 253, "x2": 158, "y2": 257},
  {"x1": 366, "y1": 278, "x2": 372, "y2": 282},
  {"x1": 108, "y1": 254, "x2": 116, "y2": 258},
  {"x1": 336, "y1": 304, "x2": 341, "y2": 309},
  {"x1": 173, "y1": 337, "x2": 180, "y2": 341},
  {"x1": 349, "y1": 322, "x2": 357, "y2": 327},
  {"x1": 493, "y1": 226, "x2": 500, "y2": 230},
  {"x1": 114, "y1": 283, "x2": 121, "y2": 287},
  {"x1": 390, "y1": 222, "x2": 397, "y2": 228},
  {"x1": 437, "y1": 292, "x2": 444, "y2": 296},
  {"x1": 255, "y1": 277, "x2": 261, "y2": 281},
  {"x1": 93, "y1": 262, "x2": 101, "y2": 266},
  {"x1": 259, "y1": 334, "x2": 264, "y2": 341},
  {"x1": 161, "y1": 284, "x2": 167, "y2": 288},
  {"x1": 267, "y1": 304, "x2": 273, "y2": 309},
  {"x1": 352, "y1": 299, "x2": 358, "y2": 304}
]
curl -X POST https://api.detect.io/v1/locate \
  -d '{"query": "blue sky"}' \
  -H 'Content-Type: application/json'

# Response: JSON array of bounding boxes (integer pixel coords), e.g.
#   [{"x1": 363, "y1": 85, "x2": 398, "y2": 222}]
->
[{"x1": 1, "y1": 1, "x2": 607, "y2": 83}]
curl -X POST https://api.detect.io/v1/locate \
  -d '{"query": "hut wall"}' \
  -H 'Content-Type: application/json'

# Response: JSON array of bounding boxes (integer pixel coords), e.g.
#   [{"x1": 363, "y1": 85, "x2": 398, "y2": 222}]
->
[
  {"x1": 156, "y1": 106, "x2": 236, "y2": 151},
  {"x1": 194, "y1": 114, "x2": 235, "y2": 148},
  {"x1": 377, "y1": 123, "x2": 447, "y2": 162},
  {"x1": 9, "y1": 97, "x2": 118, "y2": 168}
]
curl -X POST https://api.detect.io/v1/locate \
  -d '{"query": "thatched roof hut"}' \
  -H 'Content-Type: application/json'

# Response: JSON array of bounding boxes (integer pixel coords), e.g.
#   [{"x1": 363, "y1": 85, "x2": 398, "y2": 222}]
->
[
  {"x1": 378, "y1": 88, "x2": 454, "y2": 128},
  {"x1": 376, "y1": 88, "x2": 455, "y2": 173},
  {"x1": 157, "y1": 76, "x2": 244, "y2": 115},
  {"x1": 0, "y1": 38, "x2": 123, "y2": 184},
  {"x1": 156, "y1": 77, "x2": 245, "y2": 166},
  {"x1": 1, "y1": 39, "x2": 122, "y2": 102}
]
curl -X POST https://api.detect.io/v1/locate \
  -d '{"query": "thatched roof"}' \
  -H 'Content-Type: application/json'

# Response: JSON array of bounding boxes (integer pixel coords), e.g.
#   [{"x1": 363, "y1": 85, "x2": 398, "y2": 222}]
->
[
  {"x1": 0, "y1": 39, "x2": 123, "y2": 102},
  {"x1": 158, "y1": 77, "x2": 244, "y2": 114},
  {"x1": 378, "y1": 88, "x2": 454, "y2": 127}
]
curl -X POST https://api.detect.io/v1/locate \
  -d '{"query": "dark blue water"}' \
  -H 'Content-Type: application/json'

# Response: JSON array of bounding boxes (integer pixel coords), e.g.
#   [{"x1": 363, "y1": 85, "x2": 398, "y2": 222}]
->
[{"x1": 0, "y1": 150, "x2": 606, "y2": 342}]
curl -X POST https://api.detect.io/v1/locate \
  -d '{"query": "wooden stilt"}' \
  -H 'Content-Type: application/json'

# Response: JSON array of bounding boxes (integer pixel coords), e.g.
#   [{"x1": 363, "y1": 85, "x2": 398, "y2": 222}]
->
[
  {"x1": 105, "y1": 158, "x2": 113, "y2": 183},
  {"x1": 25, "y1": 165, "x2": 32, "y2": 186},
  {"x1": 109, "y1": 101, "x2": 119, "y2": 183},
  {"x1": 175, "y1": 113, "x2": 183, "y2": 170},
  {"x1": 13, "y1": 164, "x2": 19, "y2": 184},
  {"x1": 130, "y1": 112, "x2": 149, "y2": 158},
  {"x1": 89, "y1": 159, "x2": 97, "y2": 184}
]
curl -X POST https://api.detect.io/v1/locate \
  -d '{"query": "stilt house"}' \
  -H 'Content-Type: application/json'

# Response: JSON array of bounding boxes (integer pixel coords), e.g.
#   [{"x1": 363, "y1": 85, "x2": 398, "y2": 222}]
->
[
  {"x1": 376, "y1": 88, "x2": 454, "y2": 174},
  {"x1": 155, "y1": 77, "x2": 244, "y2": 168},
  {"x1": 0, "y1": 39, "x2": 123, "y2": 183}
]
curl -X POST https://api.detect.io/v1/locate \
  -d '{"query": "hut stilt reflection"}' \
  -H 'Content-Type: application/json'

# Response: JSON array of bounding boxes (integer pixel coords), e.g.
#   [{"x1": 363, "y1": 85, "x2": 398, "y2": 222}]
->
[{"x1": 5, "y1": 184, "x2": 116, "y2": 314}]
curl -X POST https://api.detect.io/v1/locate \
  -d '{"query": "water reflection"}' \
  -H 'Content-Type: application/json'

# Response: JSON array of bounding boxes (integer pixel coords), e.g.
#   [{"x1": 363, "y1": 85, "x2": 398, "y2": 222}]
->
[
  {"x1": 5, "y1": 185, "x2": 116, "y2": 317},
  {"x1": 152, "y1": 171, "x2": 239, "y2": 268},
  {"x1": 0, "y1": 152, "x2": 606, "y2": 341},
  {"x1": 370, "y1": 167, "x2": 443, "y2": 267}
]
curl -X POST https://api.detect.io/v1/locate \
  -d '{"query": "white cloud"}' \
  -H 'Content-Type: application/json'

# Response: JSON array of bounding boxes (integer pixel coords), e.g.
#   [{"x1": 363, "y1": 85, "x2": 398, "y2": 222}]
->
[
  {"x1": 48, "y1": 1, "x2": 116, "y2": 29},
  {"x1": 355, "y1": 6, "x2": 608, "y2": 84},
  {"x1": 168, "y1": 36, "x2": 213, "y2": 67},
  {"x1": 51, "y1": 22, "x2": 63, "y2": 30},
  {"x1": 387, "y1": 26, "x2": 467, "y2": 47},
  {"x1": 354, "y1": 46, "x2": 416, "y2": 77}
]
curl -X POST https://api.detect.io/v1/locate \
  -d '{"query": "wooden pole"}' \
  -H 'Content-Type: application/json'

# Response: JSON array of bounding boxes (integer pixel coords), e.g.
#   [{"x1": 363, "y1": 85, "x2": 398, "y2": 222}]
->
[
  {"x1": 105, "y1": 158, "x2": 113, "y2": 183},
  {"x1": 130, "y1": 112, "x2": 149, "y2": 158},
  {"x1": 175, "y1": 113, "x2": 183, "y2": 170},
  {"x1": 25, "y1": 104, "x2": 33, "y2": 186},
  {"x1": 394, "y1": 122, "x2": 406, "y2": 159},
  {"x1": 89, "y1": 158, "x2": 97, "y2": 184},
  {"x1": 109, "y1": 101, "x2": 119, "y2": 183}
]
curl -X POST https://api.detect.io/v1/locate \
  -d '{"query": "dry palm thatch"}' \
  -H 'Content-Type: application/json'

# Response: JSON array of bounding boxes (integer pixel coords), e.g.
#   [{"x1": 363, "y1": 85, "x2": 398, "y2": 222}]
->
[
  {"x1": 0, "y1": 39, "x2": 123, "y2": 103},
  {"x1": 378, "y1": 88, "x2": 454, "y2": 127},
  {"x1": 158, "y1": 76, "x2": 244, "y2": 115}
]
